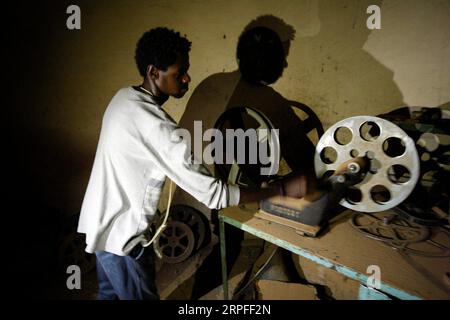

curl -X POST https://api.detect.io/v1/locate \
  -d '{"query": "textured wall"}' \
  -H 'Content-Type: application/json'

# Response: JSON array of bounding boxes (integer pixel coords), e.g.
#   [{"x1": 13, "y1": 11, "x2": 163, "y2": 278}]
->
[{"x1": 10, "y1": 0, "x2": 450, "y2": 216}]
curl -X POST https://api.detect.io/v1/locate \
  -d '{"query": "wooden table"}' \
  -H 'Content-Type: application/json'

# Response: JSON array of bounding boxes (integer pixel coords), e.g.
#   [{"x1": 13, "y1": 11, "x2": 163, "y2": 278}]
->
[{"x1": 219, "y1": 204, "x2": 450, "y2": 300}]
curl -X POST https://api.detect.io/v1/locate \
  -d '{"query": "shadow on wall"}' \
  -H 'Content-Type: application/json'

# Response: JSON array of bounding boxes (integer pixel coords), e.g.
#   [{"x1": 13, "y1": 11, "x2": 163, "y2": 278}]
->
[
  {"x1": 301, "y1": 0, "x2": 404, "y2": 127},
  {"x1": 7, "y1": 0, "x2": 407, "y2": 299},
  {"x1": 172, "y1": 15, "x2": 324, "y2": 211},
  {"x1": 170, "y1": 2, "x2": 405, "y2": 298},
  {"x1": 171, "y1": 15, "x2": 323, "y2": 299}
]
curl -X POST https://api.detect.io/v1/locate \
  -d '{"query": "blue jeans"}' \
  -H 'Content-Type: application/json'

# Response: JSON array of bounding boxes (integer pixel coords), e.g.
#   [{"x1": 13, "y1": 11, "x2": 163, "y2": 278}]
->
[{"x1": 95, "y1": 245, "x2": 159, "y2": 300}]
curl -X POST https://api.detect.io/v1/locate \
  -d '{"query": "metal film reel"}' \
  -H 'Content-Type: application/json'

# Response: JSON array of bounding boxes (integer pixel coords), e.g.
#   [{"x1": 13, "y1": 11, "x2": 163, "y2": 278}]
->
[
  {"x1": 169, "y1": 205, "x2": 208, "y2": 251},
  {"x1": 350, "y1": 212, "x2": 450, "y2": 257},
  {"x1": 213, "y1": 106, "x2": 280, "y2": 187},
  {"x1": 154, "y1": 221, "x2": 195, "y2": 264},
  {"x1": 350, "y1": 212, "x2": 430, "y2": 244},
  {"x1": 392, "y1": 228, "x2": 450, "y2": 257},
  {"x1": 315, "y1": 116, "x2": 420, "y2": 212}
]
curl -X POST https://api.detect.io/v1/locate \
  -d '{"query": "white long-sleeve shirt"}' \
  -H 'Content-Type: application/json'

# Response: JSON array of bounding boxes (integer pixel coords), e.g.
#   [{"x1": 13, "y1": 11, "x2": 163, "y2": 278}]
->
[{"x1": 77, "y1": 87, "x2": 240, "y2": 256}]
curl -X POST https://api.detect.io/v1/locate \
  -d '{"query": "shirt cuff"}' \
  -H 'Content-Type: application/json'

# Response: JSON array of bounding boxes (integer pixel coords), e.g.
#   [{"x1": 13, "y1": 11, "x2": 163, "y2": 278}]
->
[{"x1": 227, "y1": 184, "x2": 240, "y2": 207}]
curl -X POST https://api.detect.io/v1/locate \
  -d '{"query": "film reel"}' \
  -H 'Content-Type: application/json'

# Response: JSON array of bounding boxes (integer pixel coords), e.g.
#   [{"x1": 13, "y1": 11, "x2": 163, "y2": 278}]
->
[
  {"x1": 350, "y1": 212, "x2": 430, "y2": 244},
  {"x1": 314, "y1": 116, "x2": 420, "y2": 212},
  {"x1": 169, "y1": 205, "x2": 209, "y2": 251},
  {"x1": 350, "y1": 212, "x2": 450, "y2": 257},
  {"x1": 154, "y1": 220, "x2": 195, "y2": 264},
  {"x1": 213, "y1": 106, "x2": 280, "y2": 187}
]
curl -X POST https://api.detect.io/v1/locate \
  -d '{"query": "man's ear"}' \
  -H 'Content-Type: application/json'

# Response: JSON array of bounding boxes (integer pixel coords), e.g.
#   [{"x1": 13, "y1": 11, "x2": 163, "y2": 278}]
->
[{"x1": 146, "y1": 65, "x2": 159, "y2": 80}]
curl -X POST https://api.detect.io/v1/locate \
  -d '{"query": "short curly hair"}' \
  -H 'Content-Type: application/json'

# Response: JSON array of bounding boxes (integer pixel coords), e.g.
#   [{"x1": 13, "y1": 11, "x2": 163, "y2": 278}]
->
[{"x1": 135, "y1": 27, "x2": 192, "y2": 77}]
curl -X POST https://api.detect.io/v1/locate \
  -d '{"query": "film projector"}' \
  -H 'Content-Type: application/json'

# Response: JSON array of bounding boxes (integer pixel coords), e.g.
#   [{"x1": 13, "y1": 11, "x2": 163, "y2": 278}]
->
[{"x1": 214, "y1": 107, "x2": 450, "y2": 258}]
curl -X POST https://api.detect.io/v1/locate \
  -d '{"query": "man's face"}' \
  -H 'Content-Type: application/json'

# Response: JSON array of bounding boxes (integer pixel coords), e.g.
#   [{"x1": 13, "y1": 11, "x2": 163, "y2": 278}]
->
[{"x1": 156, "y1": 54, "x2": 191, "y2": 98}]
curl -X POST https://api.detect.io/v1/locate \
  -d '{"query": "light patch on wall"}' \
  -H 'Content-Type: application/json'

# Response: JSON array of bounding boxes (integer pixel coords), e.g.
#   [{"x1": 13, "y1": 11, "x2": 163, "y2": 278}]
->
[
  {"x1": 292, "y1": 0, "x2": 321, "y2": 37},
  {"x1": 363, "y1": 0, "x2": 450, "y2": 107}
]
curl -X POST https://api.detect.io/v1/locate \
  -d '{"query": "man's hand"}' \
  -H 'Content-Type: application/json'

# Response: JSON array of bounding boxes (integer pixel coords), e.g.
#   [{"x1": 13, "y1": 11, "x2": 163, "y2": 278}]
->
[
  {"x1": 279, "y1": 174, "x2": 314, "y2": 198},
  {"x1": 261, "y1": 173, "x2": 317, "y2": 199},
  {"x1": 238, "y1": 173, "x2": 318, "y2": 205}
]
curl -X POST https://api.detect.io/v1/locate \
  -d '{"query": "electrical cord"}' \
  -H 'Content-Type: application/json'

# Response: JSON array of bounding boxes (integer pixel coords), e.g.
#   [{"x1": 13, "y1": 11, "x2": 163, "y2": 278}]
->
[{"x1": 142, "y1": 180, "x2": 173, "y2": 258}]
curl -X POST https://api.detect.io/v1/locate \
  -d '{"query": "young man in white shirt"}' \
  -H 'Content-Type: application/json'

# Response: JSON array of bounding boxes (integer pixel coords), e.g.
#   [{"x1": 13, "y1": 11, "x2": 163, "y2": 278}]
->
[{"x1": 78, "y1": 27, "x2": 314, "y2": 300}]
